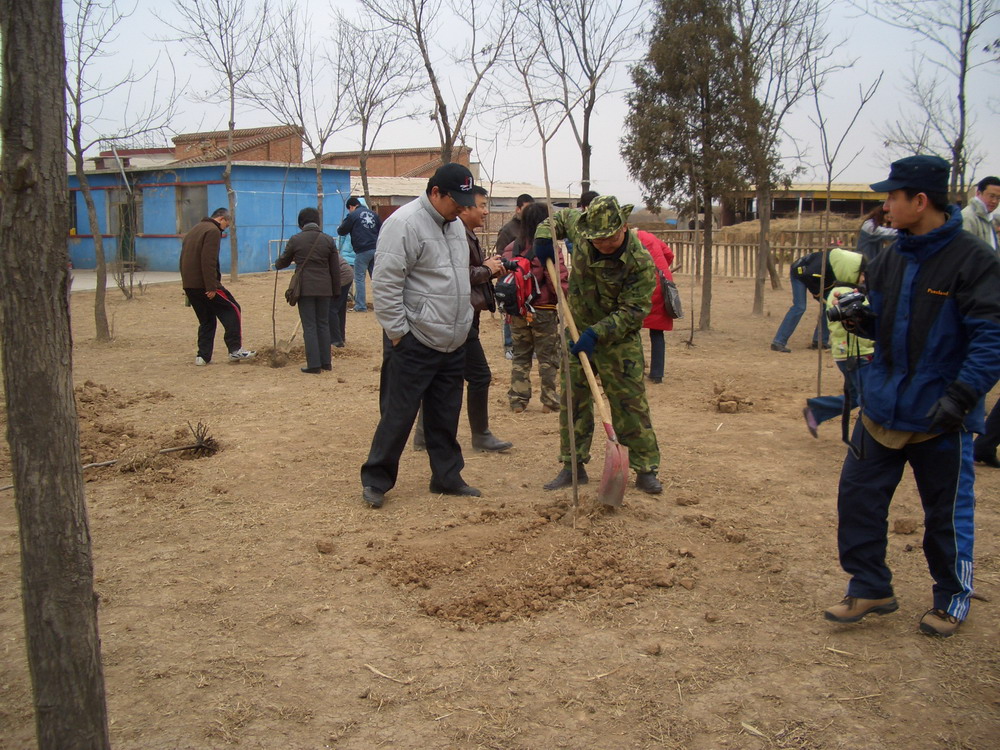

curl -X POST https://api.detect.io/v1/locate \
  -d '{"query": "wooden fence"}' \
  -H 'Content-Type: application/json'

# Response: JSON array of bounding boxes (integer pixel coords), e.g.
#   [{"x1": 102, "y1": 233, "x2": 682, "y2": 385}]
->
[
  {"x1": 650, "y1": 229, "x2": 859, "y2": 279},
  {"x1": 477, "y1": 227, "x2": 860, "y2": 279}
]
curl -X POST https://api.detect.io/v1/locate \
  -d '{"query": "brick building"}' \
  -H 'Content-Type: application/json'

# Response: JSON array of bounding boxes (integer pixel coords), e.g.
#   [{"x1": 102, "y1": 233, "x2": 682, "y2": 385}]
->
[
  {"x1": 318, "y1": 145, "x2": 473, "y2": 178},
  {"x1": 172, "y1": 125, "x2": 304, "y2": 164}
]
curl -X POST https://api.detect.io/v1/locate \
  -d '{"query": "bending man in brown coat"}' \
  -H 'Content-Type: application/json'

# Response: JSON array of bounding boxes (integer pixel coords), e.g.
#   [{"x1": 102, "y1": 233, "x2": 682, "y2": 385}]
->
[{"x1": 179, "y1": 207, "x2": 255, "y2": 365}]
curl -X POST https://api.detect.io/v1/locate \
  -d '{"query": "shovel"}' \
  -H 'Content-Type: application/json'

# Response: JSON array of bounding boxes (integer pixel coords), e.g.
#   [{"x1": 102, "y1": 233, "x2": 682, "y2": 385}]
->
[
  {"x1": 545, "y1": 258, "x2": 629, "y2": 507},
  {"x1": 277, "y1": 319, "x2": 301, "y2": 352}
]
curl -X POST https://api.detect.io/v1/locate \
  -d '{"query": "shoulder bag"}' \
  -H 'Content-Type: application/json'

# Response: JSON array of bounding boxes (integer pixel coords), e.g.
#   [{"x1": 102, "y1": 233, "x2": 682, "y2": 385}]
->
[{"x1": 658, "y1": 269, "x2": 683, "y2": 319}]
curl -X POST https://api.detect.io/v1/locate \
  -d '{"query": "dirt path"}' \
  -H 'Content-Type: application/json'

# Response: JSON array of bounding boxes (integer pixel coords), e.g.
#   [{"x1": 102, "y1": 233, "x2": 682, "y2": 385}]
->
[{"x1": 1, "y1": 273, "x2": 997, "y2": 749}]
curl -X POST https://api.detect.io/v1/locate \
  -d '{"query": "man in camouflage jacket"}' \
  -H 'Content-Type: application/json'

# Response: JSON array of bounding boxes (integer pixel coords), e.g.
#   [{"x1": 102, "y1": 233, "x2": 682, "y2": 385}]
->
[{"x1": 533, "y1": 195, "x2": 663, "y2": 494}]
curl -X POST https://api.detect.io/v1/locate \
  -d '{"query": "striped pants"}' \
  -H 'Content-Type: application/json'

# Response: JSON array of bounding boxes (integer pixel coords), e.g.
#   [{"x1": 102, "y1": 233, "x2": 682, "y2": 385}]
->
[{"x1": 837, "y1": 421, "x2": 976, "y2": 619}]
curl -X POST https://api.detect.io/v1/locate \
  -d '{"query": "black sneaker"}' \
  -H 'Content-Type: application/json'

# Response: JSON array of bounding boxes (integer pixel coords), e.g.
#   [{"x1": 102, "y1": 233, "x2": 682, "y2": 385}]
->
[{"x1": 770, "y1": 343, "x2": 791, "y2": 353}]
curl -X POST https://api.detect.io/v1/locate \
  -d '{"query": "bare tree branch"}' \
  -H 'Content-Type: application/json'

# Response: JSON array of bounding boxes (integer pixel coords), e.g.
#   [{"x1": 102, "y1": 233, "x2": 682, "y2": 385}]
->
[
  {"x1": 159, "y1": 0, "x2": 272, "y2": 281},
  {"x1": 359, "y1": 0, "x2": 519, "y2": 163},
  {"x1": 335, "y1": 13, "x2": 424, "y2": 207},
  {"x1": 244, "y1": 0, "x2": 353, "y2": 226},
  {"x1": 851, "y1": 0, "x2": 999, "y2": 197},
  {"x1": 66, "y1": 0, "x2": 180, "y2": 339}
]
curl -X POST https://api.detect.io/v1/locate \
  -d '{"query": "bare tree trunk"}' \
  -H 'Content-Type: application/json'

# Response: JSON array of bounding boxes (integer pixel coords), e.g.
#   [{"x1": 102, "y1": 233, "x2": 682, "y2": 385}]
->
[
  {"x1": 225, "y1": 83, "x2": 239, "y2": 282},
  {"x1": 74, "y1": 169, "x2": 112, "y2": 341},
  {"x1": 315, "y1": 161, "x2": 325, "y2": 227},
  {"x1": 580, "y1": 97, "x2": 594, "y2": 193},
  {"x1": 0, "y1": 1, "x2": 111, "y2": 747},
  {"x1": 752, "y1": 185, "x2": 772, "y2": 315},
  {"x1": 360, "y1": 152, "x2": 372, "y2": 208},
  {"x1": 69, "y1": 113, "x2": 111, "y2": 341},
  {"x1": 699, "y1": 186, "x2": 713, "y2": 331}
]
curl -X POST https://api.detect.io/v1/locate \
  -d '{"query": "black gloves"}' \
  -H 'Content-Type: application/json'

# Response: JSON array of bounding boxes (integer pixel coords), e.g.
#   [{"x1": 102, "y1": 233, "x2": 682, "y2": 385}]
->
[{"x1": 925, "y1": 381, "x2": 978, "y2": 433}]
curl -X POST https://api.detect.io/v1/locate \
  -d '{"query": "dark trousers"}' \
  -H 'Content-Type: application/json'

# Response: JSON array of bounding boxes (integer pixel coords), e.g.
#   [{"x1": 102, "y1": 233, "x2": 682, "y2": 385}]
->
[
  {"x1": 298, "y1": 295, "x2": 332, "y2": 369},
  {"x1": 361, "y1": 333, "x2": 466, "y2": 493},
  {"x1": 327, "y1": 282, "x2": 351, "y2": 345},
  {"x1": 184, "y1": 286, "x2": 243, "y2": 362},
  {"x1": 648, "y1": 329, "x2": 665, "y2": 380},
  {"x1": 974, "y1": 398, "x2": 1000, "y2": 458},
  {"x1": 837, "y1": 422, "x2": 976, "y2": 619},
  {"x1": 464, "y1": 320, "x2": 491, "y2": 392}
]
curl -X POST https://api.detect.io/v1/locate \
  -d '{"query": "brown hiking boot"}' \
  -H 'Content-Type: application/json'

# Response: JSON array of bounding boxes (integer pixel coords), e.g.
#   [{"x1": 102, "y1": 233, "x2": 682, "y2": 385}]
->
[
  {"x1": 824, "y1": 596, "x2": 898, "y2": 623},
  {"x1": 919, "y1": 608, "x2": 961, "y2": 637}
]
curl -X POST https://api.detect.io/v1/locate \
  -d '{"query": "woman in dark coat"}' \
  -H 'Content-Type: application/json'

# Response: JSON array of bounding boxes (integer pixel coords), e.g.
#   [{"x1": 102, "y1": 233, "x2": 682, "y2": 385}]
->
[
  {"x1": 638, "y1": 230, "x2": 675, "y2": 384},
  {"x1": 276, "y1": 207, "x2": 340, "y2": 373}
]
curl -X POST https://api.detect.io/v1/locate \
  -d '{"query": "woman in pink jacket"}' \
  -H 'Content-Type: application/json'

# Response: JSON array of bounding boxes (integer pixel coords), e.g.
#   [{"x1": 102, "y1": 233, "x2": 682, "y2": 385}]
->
[{"x1": 637, "y1": 230, "x2": 675, "y2": 384}]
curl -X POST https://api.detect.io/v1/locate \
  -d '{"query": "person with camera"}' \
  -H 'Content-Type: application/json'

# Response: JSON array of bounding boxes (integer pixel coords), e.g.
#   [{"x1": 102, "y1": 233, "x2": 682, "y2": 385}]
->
[
  {"x1": 501, "y1": 202, "x2": 568, "y2": 414},
  {"x1": 802, "y1": 284, "x2": 873, "y2": 437},
  {"x1": 824, "y1": 155, "x2": 1000, "y2": 638},
  {"x1": 769, "y1": 247, "x2": 864, "y2": 353}
]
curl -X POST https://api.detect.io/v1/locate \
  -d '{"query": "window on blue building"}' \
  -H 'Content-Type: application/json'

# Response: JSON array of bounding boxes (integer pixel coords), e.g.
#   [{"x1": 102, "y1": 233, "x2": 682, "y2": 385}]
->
[
  {"x1": 108, "y1": 189, "x2": 143, "y2": 236},
  {"x1": 176, "y1": 184, "x2": 207, "y2": 234}
]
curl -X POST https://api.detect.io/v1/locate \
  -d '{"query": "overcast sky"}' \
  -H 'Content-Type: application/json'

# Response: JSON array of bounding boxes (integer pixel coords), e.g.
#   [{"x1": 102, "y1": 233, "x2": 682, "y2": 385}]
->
[{"x1": 78, "y1": 0, "x2": 1000, "y2": 206}]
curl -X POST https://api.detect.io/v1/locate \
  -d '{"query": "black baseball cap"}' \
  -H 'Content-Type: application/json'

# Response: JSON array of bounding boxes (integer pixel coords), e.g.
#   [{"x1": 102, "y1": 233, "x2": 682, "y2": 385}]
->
[
  {"x1": 429, "y1": 162, "x2": 476, "y2": 207},
  {"x1": 870, "y1": 155, "x2": 950, "y2": 194}
]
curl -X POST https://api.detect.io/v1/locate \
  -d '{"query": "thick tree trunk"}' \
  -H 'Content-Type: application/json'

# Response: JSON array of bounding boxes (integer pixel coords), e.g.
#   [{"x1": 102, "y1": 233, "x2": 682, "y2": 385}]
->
[
  {"x1": 0, "y1": 1, "x2": 111, "y2": 747},
  {"x1": 699, "y1": 187, "x2": 713, "y2": 331}
]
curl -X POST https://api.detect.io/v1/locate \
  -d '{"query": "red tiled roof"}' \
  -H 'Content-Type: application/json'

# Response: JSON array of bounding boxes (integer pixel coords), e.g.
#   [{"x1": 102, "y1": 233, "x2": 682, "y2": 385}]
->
[
  {"x1": 172, "y1": 125, "x2": 301, "y2": 143},
  {"x1": 172, "y1": 125, "x2": 303, "y2": 164}
]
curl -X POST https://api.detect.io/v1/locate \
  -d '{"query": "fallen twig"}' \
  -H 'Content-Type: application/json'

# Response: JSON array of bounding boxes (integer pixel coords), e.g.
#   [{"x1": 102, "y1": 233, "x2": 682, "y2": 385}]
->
[
  {"x1": 583, "y1": 666, "x2": 622, "y2": 681},
  {"x1": 833, "y1": 692, "x2": 882, "y2": 701},
  {"x1": 740, "y1": 722, "x2": 768, "y2": 739},
  {"x1": 364, "y1": 663, "x2": 413, "y2": 685}
]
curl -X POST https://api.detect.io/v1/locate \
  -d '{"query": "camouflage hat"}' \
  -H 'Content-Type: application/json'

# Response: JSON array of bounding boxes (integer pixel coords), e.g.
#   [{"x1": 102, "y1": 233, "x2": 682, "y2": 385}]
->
[{"x1": 578, "y1": 195, "x2": 634, "y2": 240}]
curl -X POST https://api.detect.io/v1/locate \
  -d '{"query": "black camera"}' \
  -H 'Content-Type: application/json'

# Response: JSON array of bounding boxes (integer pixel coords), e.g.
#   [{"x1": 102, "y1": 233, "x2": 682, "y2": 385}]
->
[
  {"x1": 827, "y1": 290, "x2": 868, "y2": 322},
  {"x1": 499, "y1": 257, "x2": 521, "y2": 272}
]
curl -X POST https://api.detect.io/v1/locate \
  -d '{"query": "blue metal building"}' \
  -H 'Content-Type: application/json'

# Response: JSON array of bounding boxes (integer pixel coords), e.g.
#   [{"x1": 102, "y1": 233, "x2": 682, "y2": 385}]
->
[{"x1": 67, "y1": 162, "x2": 352, "y2": 273}]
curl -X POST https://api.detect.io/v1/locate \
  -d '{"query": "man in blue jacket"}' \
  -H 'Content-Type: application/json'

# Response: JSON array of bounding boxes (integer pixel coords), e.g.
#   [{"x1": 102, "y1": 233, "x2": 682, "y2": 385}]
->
[
  {"x1": 824, "y1": 155, "x2": 1000, "y2": 637},
  {"x1": 338, "y1": 196, "x2": 382, "y2": 312}
]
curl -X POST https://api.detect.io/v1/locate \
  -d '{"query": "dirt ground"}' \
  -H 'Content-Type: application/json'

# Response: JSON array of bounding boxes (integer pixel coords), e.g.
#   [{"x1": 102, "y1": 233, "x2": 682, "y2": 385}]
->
[{"x1": 1, "y1": 272, "x2": 998, "y2": 750}]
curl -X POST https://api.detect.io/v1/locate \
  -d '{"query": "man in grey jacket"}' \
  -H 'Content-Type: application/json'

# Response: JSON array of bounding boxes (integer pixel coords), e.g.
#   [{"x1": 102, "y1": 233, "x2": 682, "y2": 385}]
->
[
  {"x1": 961, "y1": 175, "x2": 999, "y2": 252},
  {"x1": 360, "y1": 163, "x2": 480, "y2": 508}
]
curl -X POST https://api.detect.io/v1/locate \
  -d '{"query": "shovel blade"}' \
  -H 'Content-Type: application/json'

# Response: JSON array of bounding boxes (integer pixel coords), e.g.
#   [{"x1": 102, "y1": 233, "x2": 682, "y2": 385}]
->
[{"x1": 597, "y1": 436, "x2": 629, "y2": 507}]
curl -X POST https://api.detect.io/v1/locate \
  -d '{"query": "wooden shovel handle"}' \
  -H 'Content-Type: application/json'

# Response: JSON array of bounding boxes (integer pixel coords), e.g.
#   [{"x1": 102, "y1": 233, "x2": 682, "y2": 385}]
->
[{"x1": 544, "y1": 258, "x2": 617, "y2": 437}]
